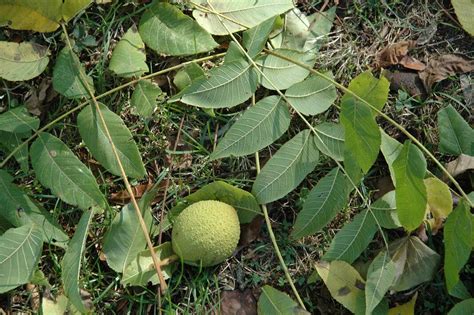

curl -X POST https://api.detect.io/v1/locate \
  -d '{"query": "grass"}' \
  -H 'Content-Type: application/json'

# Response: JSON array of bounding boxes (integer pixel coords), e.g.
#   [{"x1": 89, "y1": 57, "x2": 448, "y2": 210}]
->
[{"x1": 0, "y1": 0, "x2": 472, "y2": 314}]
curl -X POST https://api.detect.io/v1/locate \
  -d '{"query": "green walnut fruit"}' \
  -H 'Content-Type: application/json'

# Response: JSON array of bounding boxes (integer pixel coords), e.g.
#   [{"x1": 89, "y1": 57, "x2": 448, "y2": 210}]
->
[{"x1": 171, "y1": 200, "x2": 240, "y2": 267}]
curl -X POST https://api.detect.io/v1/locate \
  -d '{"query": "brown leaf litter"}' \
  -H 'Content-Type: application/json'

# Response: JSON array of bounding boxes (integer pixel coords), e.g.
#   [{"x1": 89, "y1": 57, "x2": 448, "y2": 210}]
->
[
  {"x1": 377, "y1": 40, "x2": 474, "y2": 97},
  {"x1": 219, "y1": 289, "x2": 257, "y2": 315}
]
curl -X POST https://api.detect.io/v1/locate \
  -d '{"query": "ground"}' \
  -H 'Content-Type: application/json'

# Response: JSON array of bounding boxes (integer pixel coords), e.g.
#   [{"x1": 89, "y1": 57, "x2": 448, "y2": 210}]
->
[{"x1": 0, "y1": 0, "x2": 472, "y2": 314}]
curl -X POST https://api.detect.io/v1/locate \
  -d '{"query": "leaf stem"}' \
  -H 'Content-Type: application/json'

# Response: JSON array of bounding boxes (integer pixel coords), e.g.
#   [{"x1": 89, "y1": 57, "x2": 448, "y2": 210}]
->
[
  {"x1": 60, "y1": 24, "x2": 170, "y2": 292},
  {"x1": 254, "y1": 152, "x2": 307, "y2": 310}
]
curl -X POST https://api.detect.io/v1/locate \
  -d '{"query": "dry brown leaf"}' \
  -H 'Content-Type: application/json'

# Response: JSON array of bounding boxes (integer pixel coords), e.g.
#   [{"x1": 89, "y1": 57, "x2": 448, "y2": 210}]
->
[
  {"x1": 373, "y1": 176, "x2": 395, "y2": 200},
  {"x1": 399, "y1": 55, "x2": 426, "y2": 71},
  {"x1": 109, "y1": 182, "x2": 154, "y2": 205},
  {"x1": 220, "y1": 289, "x2": 257, "y2": 315},
  {"x1": 419, "y1": 54, "x2": 474, "y2": 93},
  {"x1": 460, "y1": 74, "x2": 473, "y2": 107},
  {"x1": 26, "y1": 283, "x2": 40, "y2": 312},
  {"x1": 239, "y1": 216, "x2": 263, "y2": 247},
  {"x1": 25, "y1": 78, "x2": 57, "y2": 116},
  {"x1": 376, "y1": 40, "x2": 418, "y2": 68},
  {"x1": 383, "y1": 70, "x2": 426, "y2": 97},
  {"x1": 445, "y1": 154, "x2": 474, "y2": 178}
]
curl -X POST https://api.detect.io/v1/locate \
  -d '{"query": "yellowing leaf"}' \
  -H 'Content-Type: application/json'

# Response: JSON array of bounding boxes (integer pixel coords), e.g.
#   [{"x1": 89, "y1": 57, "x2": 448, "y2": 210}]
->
[
  {"x1": 388, "y1": 292, "x2": 417, "y2": 315},
  {"x1": 424, "y1": 177, "x2": 453, "y2": 219},
  {"x1": 389, "y1": 236, "x2": 440, "y2": 292},
  {"x1": 0, "y1": 42, "x2": 49, "y2": 81},
  {"x1": 451, "y1": 0, "x2": 474, "y2": 36},
  {"x1": 315, "y1": 260, "x2": 365, "y2": 314},
  {"x1": 0, "y1": 0, "x2": 92, "y2": 32}
]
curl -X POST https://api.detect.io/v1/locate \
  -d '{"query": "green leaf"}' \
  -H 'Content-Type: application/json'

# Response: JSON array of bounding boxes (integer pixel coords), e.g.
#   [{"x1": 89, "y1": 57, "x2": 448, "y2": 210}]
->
[
  {"x1": 102, "y1": 186, "x2": 158, "y2": 274},
  {"x1": 257, "y1": 49, "x2": 316, "y2": 90},
  {"x1": 192, "y1": 0, "x2": 294, "y2": 35},
  {"x1": 130, "y1": 80, "x2": 162, "y2": 118},
  {"x1": 0, "y1": 0, "x2": 92, "y2": 32},
  {"x1": 0, "y1": 41, "x2": 49, "y2": 81},
  {"x1": 303, "y1": 7, "x2": 336, "y2": 52},
  {"x1": 438, "y1": 105, "x2": 474, "y2": 155},
  {"x1": 0, "y1": 170, "x2": 68, "y2": 245},
  {"x1": 173, "y1": 63, "x2": 205, "y2": 91},
  {"x1": 313, "y1": 122, "x2": 345, "y2": 161},
  {"x1": 365, "y1": 251, "x2": 396, "y2": 315},
  {"x1": 211, "y1": 96, "x2": 290, "y2": 160},
  {"x1": 0, "y1": 224, "x2": 43, "y2": 293},
  {"x1": 291, "y1": 168, "x2": 350, "y2": 239},
  {"x1": 316, "y1": 260, "x2": 365, "y2": 314},
  {"x1": 243, "y1": 16, "x2": 276, "y2": 58},
  {"x1": 61, "y1": 209, "x2": 94, "y2": 314},
  {"x1": 380, "y1": 129, "x2": 403, "y2": 185},
  {"x1": 122, "y1": 242, "x2": 175, "y2": 286},
  {"x1": 77, "y1": 103, "x2": 146, "y2": 179},
  {"x1": 343, "y1": 71, "x2": 390, "y2": 113},
  {"x1": 171, "y1": 59, "x2": 258, "y2": 108},
  {"x1": 252, "y1": 130, "x2": 319, "y2": 204},
  {"x1": 322, "y1": 210, "x2": 378, "y2": 263},
  {"x1": 0, "y1": 105, "x2": 40, "y2": 133},
  {"x1": 277, "y1": 8, "x2": 311, "y2": 51},
  {"x1": 109, "y1": 26, "x2": 148, "y2": 78},
  {"x1": 451, "y1": 0, "x2": 474, "y2": 36},
  {"x1": 53, "y1": 46, "x2": 94, "y2": 99},
  {"x1": 224, "y1": 41, "x2": 246, "y2": 64},
  {"x1": 445, "y1": 201, "x2": 472, "y2": 299},
  {"x1": 0, "y1": 131, "x2": 30, "y2": 173},
  {"x1": 340, "y1": 71, "x2": 389, "y2": 173},
  {"x1": 393, "y1": 141, "x2": 427, "y2": 231},
  {"x1": 170, "y1": 181, "x2": 261, "y2": 225},
  {"x1": 257, "y1": 285, "x2": 309, "y2": 315},
  {"x1": 424, "y1": 177, "x2": 453, "y2": 219},
  {"x1": 389, "y1": 236, "x2": 440, "y2": 292},
  {"x1": 30, "y1": 132, "x2": 107, "y2": 210},
  {"x1": 371, "y1": 191, "x2": 401, "y2": 229},
  {"x1": 448, "y1": 299, "x2": 474, "y2": 315},
  {"x1": 285, "y1": 72, "x2": 337, "y2": 115},
  {"x1": 139, "y1": 2, "x2": 217, "y2": 56}
]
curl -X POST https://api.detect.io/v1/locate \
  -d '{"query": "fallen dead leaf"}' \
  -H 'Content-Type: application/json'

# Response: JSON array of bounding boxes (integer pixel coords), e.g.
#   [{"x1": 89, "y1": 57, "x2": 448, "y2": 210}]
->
[
  {"x1": 445, "y1": 154, "x2": 474, "y2": 178},
  {"x1": 419, "y1": 54, "x2": 474, "y2": 93},
  {"x1": 26, "y1": 283, "x2": 40, "y2": 312},
  {"x1": 373, "y1": 176, "x2": 395, "y2": 200},
  {"x1": 383, "y1": 70, "x2": 426, "y2": 97},
  {"x1": 460, "y1": 74, "x2": 473, "y2": 107},
  {"x1": 239, "y1": 216, "x2": 264, "y2": 247},
  {"x1": 220, "y1": 289, "x2": 257, "y2": 315},
  {"x1": 25, "y1": 78, "x2": 57, "y2": 116},
  {"x1": 399, "y1": 55, "x2": 426, "y2": 71},
  {"x1": 109, "y1": 182, "x2": 154, "y2": 205},
  {"x1": 376, "y1": 40, "x2": 425, "y2": 71}
]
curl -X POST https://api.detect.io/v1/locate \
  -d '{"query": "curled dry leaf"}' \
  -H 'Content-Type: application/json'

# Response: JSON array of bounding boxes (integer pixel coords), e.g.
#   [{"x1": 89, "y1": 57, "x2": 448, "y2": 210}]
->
[
  {"x1": 25, "y1": 78, "x2": 57, "y2": 116},
  {"x1": 376, "y1": 40, "x2": 425, "y2": 71},
  {"x1": 383, "y1": 70, "x2": 426, "y2": 97},
  {"x1": 459, "y1": 74, "x2": 473, "y2": 107},
  {"x1": 419, "y1": 54, "x2": 474, "y2": 93},
  {"x1": 109, "y1": 181, "x2": 167, "y2": 205},
  {"x1": 220, "y1": 289, "x2": 257, "y2": 315},
  {"x1": 239, "y1": 215, "x2": 264, "y2": 247},
  {"x1": 109, "y1": 182, "x2": 154, "y2": 205}
]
